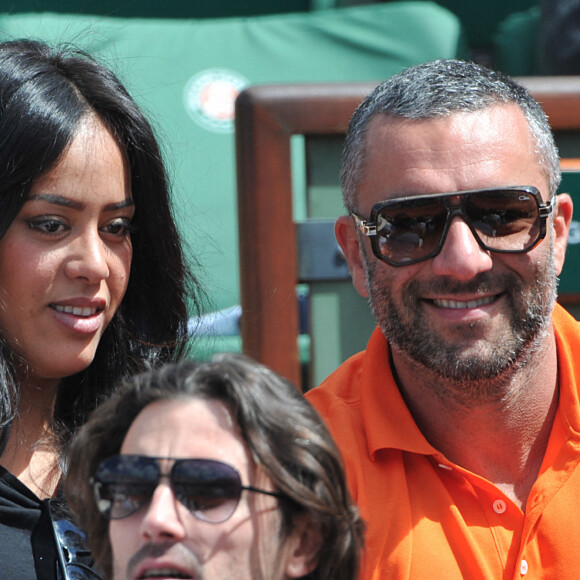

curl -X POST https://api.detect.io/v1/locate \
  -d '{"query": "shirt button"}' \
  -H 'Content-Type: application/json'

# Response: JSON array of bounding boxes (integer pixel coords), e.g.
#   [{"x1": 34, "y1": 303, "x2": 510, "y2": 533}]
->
[
  {"x1": 520, "y1": 559, "x2": 528, "y2": 575},
  {"x1": 493, "y1": 499, "x2": 507, "y2": 514}
]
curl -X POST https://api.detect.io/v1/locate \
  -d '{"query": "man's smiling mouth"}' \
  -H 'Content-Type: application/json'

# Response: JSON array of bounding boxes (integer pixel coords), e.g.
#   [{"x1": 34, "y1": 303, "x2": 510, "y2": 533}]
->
[{"x1": 432, "y1": 295, "x2": 497, "y2": 309}]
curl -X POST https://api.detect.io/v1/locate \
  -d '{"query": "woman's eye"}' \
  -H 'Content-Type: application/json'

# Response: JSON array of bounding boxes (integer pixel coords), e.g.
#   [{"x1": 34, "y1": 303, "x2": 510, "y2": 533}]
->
[
  {"x1": 102, "y1": 218, "x2": 133, "y2": 238},
  {"x1": 27, "y1": 217, "x2": 67, "y2": 234}
]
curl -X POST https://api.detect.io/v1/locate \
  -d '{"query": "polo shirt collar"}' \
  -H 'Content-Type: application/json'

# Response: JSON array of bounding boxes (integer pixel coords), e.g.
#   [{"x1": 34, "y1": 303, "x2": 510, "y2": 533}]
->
[
  {"x1": 360, "y1": 304, "x2": 580, "y2": 463},
  {"x1": 360, "y1": 326, "x2": 437, "y2": 459},
  {"x1": 552, "y1": 303, "x2": 580, "y2": 436}
]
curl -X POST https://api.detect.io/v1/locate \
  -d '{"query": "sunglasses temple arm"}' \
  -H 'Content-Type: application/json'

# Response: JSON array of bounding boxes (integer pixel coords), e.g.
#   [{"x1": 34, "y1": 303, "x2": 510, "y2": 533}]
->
[
  {"x1": 242, "y1": 485, "x2": 285, "y2": 500},
  {"x1": 352, "y1": 213, "x2": 377, "y2": 237}
]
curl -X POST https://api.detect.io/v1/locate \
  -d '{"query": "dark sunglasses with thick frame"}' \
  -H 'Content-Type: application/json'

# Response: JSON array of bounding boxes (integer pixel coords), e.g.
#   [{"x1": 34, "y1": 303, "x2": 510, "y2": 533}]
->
[
  {"x1": 92, "y1": 455, "x2": 286, "y2": 524},
  {"x1": 352, "y1": 185, "x2": 553, "y2": 267}
]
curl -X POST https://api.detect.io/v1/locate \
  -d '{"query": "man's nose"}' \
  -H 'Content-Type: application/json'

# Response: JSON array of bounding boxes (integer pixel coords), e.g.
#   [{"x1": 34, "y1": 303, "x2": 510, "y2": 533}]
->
[
  {"x1": 431, "y1": 216, "x2": 493, "y2": 279},
  {"x1": 139, "y1": 484, "x2": 187, "y2": 542}
]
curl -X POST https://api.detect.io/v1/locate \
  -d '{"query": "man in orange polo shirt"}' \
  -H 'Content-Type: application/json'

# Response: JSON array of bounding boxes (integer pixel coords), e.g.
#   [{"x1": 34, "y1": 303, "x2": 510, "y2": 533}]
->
[{"x1": 306, "y1": 59, "x2": 580, "y2": 579}]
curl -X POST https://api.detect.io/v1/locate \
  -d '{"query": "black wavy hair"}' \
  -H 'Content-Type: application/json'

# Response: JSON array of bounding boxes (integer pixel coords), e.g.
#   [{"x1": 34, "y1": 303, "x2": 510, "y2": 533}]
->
[{"x1": 0, "y1": 39, "x2": 203, "y2": 459}]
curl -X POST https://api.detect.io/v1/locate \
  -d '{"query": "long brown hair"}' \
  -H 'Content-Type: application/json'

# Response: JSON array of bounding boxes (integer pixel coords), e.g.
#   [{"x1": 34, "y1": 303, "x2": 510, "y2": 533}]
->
[{"x1": 65, "y1": 354, "x2": 364, "y2": 580}]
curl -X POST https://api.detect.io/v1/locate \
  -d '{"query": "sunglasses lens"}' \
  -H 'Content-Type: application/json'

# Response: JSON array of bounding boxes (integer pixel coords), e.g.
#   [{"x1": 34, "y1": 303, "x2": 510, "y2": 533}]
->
[
  {"x1": 375, "y1": 200, "x2": 447, "y2": 264},
  {"x1": 93, "y1": 456, "x2": 158, "y2": 520},
  {"x1": 93, "y1": 456, "x2": 244, "y2": 524},
  {"x1": 173, "y1": 459, "x2": 242, "y2": 523},
  {"x1": 466, "y1": 190, "x2": 539, "y2": 250},
  {"x1": 374, "y1": 188, "x2": 541, "y2": 265}
]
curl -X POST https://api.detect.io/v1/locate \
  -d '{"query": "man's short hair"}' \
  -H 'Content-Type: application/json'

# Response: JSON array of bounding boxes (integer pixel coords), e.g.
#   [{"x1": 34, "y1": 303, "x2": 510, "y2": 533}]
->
[
  {"x1": 341, "y1": 59, "x2": 561, "y2": 211},
  {"x1": 65, "y1": 354, "x2": 364, "y2": 580}
]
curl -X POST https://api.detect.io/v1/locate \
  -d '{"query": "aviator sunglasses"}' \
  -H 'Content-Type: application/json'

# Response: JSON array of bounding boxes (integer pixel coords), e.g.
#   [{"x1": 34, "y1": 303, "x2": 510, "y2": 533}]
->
[
  {"x1": 92, "y1": 455, "x2": 285, "y2": 523},
  {"x1": 352, "y1": 186, "x2": 553, "y2": 267}
]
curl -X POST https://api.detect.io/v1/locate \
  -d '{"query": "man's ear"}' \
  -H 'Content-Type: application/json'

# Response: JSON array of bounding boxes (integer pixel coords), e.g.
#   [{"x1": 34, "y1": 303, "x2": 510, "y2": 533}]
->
[
  {"x1": 335, "y1": 215, "x2": 369, "y2": 298},
  {"x1": 283, "y1": 514, "x2": 323, "y2": 578},
  {"x1": 552, "y1": 193, "x2": 573, "y2": 276}
]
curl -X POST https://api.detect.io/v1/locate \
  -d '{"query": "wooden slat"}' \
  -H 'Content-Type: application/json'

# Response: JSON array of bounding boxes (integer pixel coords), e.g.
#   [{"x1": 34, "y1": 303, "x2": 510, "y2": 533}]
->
[
  {"x1": 518, "y1": 77, "x2": 580, "y2": 129},
  {"x1": 560, "y1": 159, "x2": 580, "y2": 171}
]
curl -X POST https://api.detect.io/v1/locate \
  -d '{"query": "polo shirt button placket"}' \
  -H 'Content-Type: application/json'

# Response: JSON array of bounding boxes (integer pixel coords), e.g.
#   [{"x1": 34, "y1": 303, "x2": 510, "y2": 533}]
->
[
  {"x1": 520, "y1": 559, "x2": 529, "y2": 575},
  {"x1": 492, "y1": 499, "x2": 507, "y2": 514}
]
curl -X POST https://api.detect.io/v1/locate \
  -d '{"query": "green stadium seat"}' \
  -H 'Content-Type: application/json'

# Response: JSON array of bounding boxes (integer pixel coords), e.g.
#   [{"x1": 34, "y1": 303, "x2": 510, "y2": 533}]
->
[
  {"x1": 0, "y1": 3, "x2": 463, "y2": 361},
  {"x1": 493, "y1": 6, "x2": 540, "y2": 76},
  {"x1": 0, "y1": 0, "x2": 310, "y2": 19}
]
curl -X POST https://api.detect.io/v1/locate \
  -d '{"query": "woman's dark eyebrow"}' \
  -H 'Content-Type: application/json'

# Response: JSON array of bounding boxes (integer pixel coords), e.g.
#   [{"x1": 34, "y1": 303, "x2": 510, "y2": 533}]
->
[{"x1": 26, "y1": 193, "x2": 135, "y2": 211}]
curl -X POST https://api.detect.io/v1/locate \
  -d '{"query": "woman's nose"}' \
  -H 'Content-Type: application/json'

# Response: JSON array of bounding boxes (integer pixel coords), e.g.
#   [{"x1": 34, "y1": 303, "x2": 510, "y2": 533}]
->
[{"x1": 63, "y1": 230, "x2": 110, "y2": 283}]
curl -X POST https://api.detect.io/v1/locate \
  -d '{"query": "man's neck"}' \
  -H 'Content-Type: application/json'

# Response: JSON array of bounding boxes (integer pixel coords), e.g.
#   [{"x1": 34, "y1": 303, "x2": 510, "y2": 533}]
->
[{"x1": 391, "y1": 331, "x2": 559, "y2": 510}]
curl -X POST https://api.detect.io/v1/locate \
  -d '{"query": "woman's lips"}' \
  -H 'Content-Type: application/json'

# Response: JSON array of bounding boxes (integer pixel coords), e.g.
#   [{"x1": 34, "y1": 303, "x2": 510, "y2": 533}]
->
[
  {"x1": 52, "y1": 304, "x2": 99, "y2": 317},
  {"x1": 49, "y1": 302, "x2": 105, "y2": 334}
]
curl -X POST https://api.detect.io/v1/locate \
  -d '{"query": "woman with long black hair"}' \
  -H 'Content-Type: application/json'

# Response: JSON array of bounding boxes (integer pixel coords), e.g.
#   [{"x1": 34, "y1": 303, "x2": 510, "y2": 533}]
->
[{"x1": 0, "y1": 39, "x2": 203, "y2": 578}]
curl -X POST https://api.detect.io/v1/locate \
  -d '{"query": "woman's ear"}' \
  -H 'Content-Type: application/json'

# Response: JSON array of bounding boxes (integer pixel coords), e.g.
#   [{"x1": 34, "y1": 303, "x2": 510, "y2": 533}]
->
[
  {"x1": 335, "y1": 215, "x2": 369, "y2": 298},
  {"x1": 552, "y1": 193, "x2": 574, "y2": 276},
  {"x1": 283, "y1": 514, "x2": 323, "y2": 578}
]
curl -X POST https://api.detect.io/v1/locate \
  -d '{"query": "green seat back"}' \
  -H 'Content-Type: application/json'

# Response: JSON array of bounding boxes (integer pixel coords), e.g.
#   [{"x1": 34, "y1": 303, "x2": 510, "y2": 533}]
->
[
  {"x1": 559, "y1": 171, "x2": 580, "y2": 302},
  {"x1": 0, "y1": 4, "x2": 463, "y2": 361},
  {"x1": 0, "y1": 3, "x2": 461, "y2": 311},
  {"x1": 493, "y1": 6, "x2": 540, "y2": 76},
  {"x1": 0, "y1": 0, "x2": 310, "y2": 18}
]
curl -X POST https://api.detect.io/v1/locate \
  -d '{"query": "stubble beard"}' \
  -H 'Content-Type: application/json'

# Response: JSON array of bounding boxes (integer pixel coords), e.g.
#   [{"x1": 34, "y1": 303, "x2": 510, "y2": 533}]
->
[{"x1": 364, "y1": 252, "x2": 558, "y2": 406}]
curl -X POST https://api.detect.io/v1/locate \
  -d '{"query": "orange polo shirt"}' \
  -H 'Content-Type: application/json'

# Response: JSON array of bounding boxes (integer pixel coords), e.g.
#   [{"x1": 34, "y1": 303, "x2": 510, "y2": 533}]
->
[{"x1": 306, "y1": 304, "x2": 580, "y2": 579}]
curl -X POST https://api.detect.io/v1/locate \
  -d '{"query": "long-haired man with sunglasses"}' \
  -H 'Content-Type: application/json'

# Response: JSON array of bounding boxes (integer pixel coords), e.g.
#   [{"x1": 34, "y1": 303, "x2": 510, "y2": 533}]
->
[
  {"x1": 306, "y1": 59, "x2": 578, "y2": 578},
  {"x1": 64, "y1": 354, "x2": 364, "y2": 580}
]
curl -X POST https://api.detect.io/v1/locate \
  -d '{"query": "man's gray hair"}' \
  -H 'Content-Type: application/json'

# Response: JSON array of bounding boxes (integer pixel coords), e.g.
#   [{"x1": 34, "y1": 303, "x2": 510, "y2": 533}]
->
[{"x1": 341, "y1": 59, "x2": 561, "y2": 211}]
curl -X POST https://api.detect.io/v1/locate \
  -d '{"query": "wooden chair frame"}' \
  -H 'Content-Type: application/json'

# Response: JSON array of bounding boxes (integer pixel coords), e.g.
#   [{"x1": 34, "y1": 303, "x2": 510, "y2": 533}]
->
[{"x1": 235, "y1": 77, "x2": 580, "y2": 389}]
